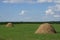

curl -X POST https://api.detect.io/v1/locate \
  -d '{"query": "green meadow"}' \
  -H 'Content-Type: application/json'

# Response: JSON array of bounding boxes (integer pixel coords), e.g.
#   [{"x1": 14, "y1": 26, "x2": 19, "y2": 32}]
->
[{"x1": 0, "y1": 22, "x2": 60, "y2": 40}]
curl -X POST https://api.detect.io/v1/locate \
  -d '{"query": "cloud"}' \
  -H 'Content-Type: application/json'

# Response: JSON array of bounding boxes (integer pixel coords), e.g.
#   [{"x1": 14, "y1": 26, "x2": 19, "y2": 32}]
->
[
  {"x1": 37, "y1": 0, "x2": 47, "y2": 3},
  {"x1": 2, "y1": 0, "x2": 24, "y2": 3},
  {"x1": 45, "y1": 8, "x2": 54, "y2": 15},
  {"x1": 2, "y1": 0, "x2": 60, "y2": 4},
  {"x1": 2, "y1": 0, "x2": 35, "y2": 3},
  {"x1": 54, "y1": 0, "x2": 60, "y2": 3},
  {"x1": 54, "y1": 4, "x2": 60, "y2": 11},
  {"x1": 2, "y1": 0, "x2": 52, "y2": 3},
  {"x1": 53, "y1": 15, "x2": 60, "y2": 17},
  {"x1": 45, "y1": 3, "x2": 60, "y2": 15},
  {"x1": 37, "y1": 0, "x2": 60, "y2": 3},
  {"x1": 19, "y1": 10, "x2": 27, "y2": 16},
  {"x1": 37, "y1": 0, "x2": 53, "y2": 3}
]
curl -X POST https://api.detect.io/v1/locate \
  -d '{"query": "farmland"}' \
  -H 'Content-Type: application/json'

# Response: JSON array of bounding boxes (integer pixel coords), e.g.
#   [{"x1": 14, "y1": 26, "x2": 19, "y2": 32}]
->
[{"x1": 0, "y1": 22, "x2": 60, "y2": 40}]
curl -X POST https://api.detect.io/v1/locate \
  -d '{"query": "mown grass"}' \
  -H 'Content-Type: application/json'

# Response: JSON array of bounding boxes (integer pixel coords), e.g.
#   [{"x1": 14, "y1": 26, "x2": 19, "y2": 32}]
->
[{"x1": 0, "y1": 23, "x2": 60, "y2": 40}]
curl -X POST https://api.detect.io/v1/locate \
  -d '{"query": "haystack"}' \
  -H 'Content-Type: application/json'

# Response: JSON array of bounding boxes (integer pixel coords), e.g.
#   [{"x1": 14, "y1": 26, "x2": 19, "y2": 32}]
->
[
  {"x1": 6, "y1": 23, "x2": 13, "y2": 27},
  {"x1": 35, "y1": 23, "x2": 56, "y2": 34}
]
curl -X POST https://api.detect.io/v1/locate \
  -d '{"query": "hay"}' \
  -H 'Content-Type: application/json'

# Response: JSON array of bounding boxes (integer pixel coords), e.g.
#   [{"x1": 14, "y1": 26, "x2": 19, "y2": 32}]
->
[
  {"x1": 35, "y1": 23, "x2": 56, "y2": 34},
  {"x1": 6, "y1": 23, "x2": 13, "y2": 27}
]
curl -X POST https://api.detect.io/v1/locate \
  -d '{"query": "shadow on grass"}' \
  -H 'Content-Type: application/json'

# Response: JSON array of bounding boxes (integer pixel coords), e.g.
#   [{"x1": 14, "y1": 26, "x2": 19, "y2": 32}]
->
[
  {"x1": 0, "y1": 37, "x2": 5, "y2": 40},
  {"x1": 56, "y1": 32, "x2": 60, "y2": 34}
]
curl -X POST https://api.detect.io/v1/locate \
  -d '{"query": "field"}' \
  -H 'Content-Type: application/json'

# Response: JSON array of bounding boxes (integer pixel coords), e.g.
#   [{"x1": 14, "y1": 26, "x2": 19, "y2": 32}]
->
[{"x1": 0, "y1": 23, "x2": 60, "y2": 40}]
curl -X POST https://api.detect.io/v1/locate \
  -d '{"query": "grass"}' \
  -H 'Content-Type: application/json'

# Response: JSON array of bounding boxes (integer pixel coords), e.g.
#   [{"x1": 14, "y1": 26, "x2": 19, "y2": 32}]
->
[{"x1": 0, "y1": 23, "x2": 60, "y2": 40}]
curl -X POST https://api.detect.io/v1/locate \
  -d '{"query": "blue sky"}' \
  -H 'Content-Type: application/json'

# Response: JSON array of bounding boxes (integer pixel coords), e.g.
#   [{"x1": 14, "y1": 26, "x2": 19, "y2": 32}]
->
[{"x1": 0, "y1": 0, "x2": 60, "y2": 22}]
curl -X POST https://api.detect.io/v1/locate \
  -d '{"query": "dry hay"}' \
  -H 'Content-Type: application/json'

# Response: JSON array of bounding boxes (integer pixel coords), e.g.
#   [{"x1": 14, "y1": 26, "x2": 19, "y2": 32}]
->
[
  {"x1": 35, "y1": 23, "x2": 56, "y2": 34},
  {"x1": 6, "y1": 23, "x2": 13, "y2": 27}
]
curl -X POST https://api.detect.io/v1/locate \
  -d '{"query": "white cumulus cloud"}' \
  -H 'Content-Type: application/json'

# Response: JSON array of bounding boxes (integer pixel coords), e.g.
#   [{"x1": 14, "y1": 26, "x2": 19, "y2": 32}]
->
[
  {"x1": 19, "y1": 10, "x2": 27, "y2": 16},
  {"x1": 45, "y1": 3, "x2": 60, "y2": 15},
  {"x1": 45, "y1": 8, "x2": 54, "y2": 15}
]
